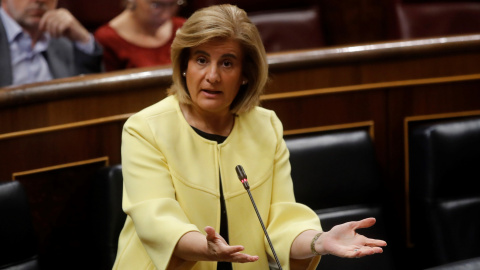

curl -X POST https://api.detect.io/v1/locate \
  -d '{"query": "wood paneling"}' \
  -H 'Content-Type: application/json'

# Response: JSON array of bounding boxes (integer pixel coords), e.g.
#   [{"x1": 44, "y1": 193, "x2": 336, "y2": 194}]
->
[{"x1": 14, "y1": 158, "x2": 109, "y2": 269}]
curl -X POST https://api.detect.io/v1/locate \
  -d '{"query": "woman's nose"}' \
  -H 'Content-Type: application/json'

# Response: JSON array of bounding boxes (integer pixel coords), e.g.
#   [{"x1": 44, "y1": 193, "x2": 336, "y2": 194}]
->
[{"x1": 205, "y1": 66, "x2": 220, "y2": 84}]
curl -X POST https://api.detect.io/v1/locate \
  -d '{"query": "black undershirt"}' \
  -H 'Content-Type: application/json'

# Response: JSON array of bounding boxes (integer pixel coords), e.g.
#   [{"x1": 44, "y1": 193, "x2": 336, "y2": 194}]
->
[{"x1": 191, "y1": 126, "x2": 232, "y2": 270}]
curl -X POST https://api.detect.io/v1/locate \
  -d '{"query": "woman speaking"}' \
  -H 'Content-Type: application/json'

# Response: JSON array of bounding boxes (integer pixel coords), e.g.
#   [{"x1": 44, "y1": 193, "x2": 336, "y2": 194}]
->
[{"x1": 113, "y1": 4, "x2": 386, "y2": 270}]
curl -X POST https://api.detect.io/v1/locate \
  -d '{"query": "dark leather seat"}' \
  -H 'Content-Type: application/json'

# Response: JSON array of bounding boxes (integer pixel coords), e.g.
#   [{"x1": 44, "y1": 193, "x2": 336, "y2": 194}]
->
[
  {"x1": 393, "y1": 0, "x2": 480, "y2": 39},
  {"x1": 248, "y1": 6, "x2": 324, "y2": 52},
  {"x1": 425, "y1": 256, "x2": 480, "y2": 270},
  {"x1": 408, "y1": 116, "x2": 480, "y2": 268},
  {"x1": 57, "y1": 0, "x2": 124, "y2": 32},
  {"x1": 183, "y1": 0, "x2": 325, "y2": 52},
  {"x1": 0, "y1": 181, "x2": 40, "y2": 270},
  {"x1": 285, "y1": 127, "x2": 396, "y2": 270},
  {"x1": 88, "y1": 164, "x2": 126, "y2": 270}
]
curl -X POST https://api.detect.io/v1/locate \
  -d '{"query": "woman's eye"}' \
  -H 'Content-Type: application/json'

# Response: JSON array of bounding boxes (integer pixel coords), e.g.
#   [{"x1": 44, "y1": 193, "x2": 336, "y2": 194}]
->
[
  {"x1": 223, "y1": 60, "x2": 232, "y2": 67},
  {"x1": 196, "y1": 57, "x2": 207, "y2": 65}
]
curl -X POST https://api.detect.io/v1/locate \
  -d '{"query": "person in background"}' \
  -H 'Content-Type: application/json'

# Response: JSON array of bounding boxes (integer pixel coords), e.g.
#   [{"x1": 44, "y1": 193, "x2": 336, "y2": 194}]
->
[
  {"x1": 94, "y1": 0, "x2": 186, "y2": 72},
  {"x1": 114, "y1": 4, "x2": 387, "y2": 270},
  {"x1": 0, "y1": 0, "x2": 103, "y2": 88}
]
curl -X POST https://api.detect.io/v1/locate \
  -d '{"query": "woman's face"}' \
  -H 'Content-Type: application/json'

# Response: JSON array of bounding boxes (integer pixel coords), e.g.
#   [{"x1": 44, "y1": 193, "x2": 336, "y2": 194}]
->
[
  {"x1": 185, "y1": 38, "x2": 245, "y2": 115},
  {"x1": 133, "y1": 0, "x2": 179, "y2": 28}
]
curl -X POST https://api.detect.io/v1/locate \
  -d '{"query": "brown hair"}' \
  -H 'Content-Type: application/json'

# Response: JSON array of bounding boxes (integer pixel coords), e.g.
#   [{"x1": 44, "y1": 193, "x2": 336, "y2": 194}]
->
[{"x1": 168, "y1": 4, "x2": 268, "y2": 114}]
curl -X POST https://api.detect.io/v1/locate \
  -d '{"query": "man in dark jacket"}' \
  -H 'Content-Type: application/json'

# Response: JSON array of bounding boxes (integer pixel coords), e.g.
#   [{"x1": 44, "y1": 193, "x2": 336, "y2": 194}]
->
[{"x1": 0, "y1": 0, "x2": 102, "y2": 88}]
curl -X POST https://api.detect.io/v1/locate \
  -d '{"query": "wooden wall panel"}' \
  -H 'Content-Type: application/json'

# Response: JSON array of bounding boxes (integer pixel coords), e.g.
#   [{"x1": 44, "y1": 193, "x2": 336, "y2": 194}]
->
[
  {"x1": 0, "y1": 118, "x2": 126, "y2": 181},
  {"x1": 14, "y1": 158, "x2": 108, "y2": 269}
]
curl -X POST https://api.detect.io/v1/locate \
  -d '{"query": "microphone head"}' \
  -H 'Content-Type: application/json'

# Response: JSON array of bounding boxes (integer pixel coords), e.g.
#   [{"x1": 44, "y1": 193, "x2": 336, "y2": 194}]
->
[
  {"x1": 235, "y1": 165, "x2": 250, "y2": 190},
  {"x1": 235, "y1": 165, "x2": 247, "y2": 180}
]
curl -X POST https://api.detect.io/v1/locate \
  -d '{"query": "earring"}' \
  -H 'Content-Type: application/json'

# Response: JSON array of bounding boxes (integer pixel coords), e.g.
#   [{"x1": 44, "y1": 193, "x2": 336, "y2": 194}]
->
[
  {"x1": 182, "y1": 72, "x2": 186, "y2": 77},
  {"x1": 242, "y1": 79, "x2": 248, "y2": 85}
]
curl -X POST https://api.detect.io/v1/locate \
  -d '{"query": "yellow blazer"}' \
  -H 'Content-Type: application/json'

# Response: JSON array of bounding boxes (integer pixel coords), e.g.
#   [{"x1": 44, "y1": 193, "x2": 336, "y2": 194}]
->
[{"x1": 114, "y1": 95, "x2": 322, "y2": 270}]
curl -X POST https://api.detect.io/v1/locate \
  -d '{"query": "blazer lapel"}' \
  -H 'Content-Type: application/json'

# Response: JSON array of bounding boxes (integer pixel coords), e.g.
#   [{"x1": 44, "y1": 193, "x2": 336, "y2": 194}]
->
[
  {"x1": 44, "y1": 38, "x2": 73, "y2": 79},
  {"x1": 0, "y1": 17, "x2": 13, "y2": 88}
]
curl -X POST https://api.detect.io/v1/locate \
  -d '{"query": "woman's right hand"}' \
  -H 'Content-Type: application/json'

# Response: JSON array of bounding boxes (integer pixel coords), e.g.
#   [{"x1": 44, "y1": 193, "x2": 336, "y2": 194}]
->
[{"x1": 204, "y1": 226, "x2": 259, "y2": 263}]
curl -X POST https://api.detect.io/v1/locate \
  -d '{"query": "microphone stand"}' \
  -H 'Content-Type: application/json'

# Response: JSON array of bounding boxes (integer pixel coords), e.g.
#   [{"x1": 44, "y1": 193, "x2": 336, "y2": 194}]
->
[{"x1": 235, "y1": 165, "x2": 283, "y2": 270}]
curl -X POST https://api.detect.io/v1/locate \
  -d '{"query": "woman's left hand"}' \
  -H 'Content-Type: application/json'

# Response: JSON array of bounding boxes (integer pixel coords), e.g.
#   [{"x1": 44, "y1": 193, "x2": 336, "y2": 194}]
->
[{"x1": 317, "y1": 217, "x2": 387, "y2": 258}]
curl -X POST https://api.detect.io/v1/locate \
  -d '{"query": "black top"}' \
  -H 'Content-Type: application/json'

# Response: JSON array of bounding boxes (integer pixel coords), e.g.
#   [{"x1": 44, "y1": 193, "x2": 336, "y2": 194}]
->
[{"x1": 191, "y1": 126, "x2": 232, "y2": 270}]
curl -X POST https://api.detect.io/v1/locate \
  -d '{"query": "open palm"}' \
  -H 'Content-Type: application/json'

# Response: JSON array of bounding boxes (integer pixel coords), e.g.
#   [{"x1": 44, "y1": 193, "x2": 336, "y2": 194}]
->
[{"x1": 320, "y1": 218, "x2": 387, "y2": 258}]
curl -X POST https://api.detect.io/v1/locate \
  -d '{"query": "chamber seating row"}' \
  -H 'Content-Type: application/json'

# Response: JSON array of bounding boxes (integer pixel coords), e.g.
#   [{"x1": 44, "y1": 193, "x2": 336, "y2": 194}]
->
[
  {"x1": 0, "y1": 166, "x2": 126, "y2": 270},
  {"x1": 69, "y1": 116, "x2": 480, "y2": 270},
  {"x1": 59, "y1": 0, "x2": 480, "y2": 53},
  {"x1": 392, "y1": 0, "x2": 480, "y2": 40},
  {"x1": 408, "y1": 116, "x2": 480, "y2": 269},
  {"x1": 0, "y1": 181, "x2": 40, "y2": 270},
  {"x1": 3, "y1": 117, "x2": 479, "y2": 269}
]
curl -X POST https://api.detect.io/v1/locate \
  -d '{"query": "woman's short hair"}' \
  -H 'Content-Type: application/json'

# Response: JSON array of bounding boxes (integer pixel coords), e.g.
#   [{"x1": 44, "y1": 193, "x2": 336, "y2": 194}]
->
[{"x1": 168, "y1": 4, "x2": 268, "y2": 114}]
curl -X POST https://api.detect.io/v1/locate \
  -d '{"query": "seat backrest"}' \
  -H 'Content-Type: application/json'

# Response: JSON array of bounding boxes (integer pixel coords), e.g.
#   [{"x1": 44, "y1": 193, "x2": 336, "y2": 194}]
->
[
  {"x1": 182, "y1": 0, "x2": 325, "y2": 52},
  {"x1": 285, "y1": 128, "x2": 381, "y2": 209},
  {"x1": 0, "y1": 181, "x2": 40, "y2": 270},
  {"x1": 248, "y1": 6, "x2": 324, "y2": 52},
  {"x1": 409, "y1": 116, "x2": 480, "y2": 267},
  {"x1": 89, "y1": 164, "x2": 126, "y2": 270},
  {"x1": 285, "y1": 127, "x2": 395, "y2": 270},
  {"x1": 394, "y1": 1, "x2": 480, "y2": 39},
  {"x1": 425, "y1": 256, "x2": 480, "y2": 270}
]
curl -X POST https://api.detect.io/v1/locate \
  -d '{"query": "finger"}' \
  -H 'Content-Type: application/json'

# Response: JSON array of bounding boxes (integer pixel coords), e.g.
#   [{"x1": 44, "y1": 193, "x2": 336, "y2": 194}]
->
[
  {"x1": 365, "y1": 238, "x2": 387, "y2": 247},
  {"x1": 356, "y1": 246, "x2": 384, "y2": 257},
  {"x1": 352, "y1": 217, "x2": 377, "y2": 230},
  {"x1": 346, "y1": 248, "x2": 363, "y2": 258},
  {"x1": 346, "y1": 246, "x2": 380, "y2": 258},
  {"x1": 50, "y1": 13, "x2": 69, "y2": 37},
  {"x1": 223, "y1": 244, "x2": 245, "y2": 255},
  {"x1": 38, "y1": 11, "x2": 50, "y2": 32},
  {"x1": 204, "y1": 226, "x2": 217, "y2": 241},
  {"x1": 54, "y1": 21, "x2": 69, "y2": 37},
  {"x1": 40, "y1": 12, "x2": 59, "y2": 36},
  {"x1": 230, "y1": 252, "x2": 259, "y2": 263}
]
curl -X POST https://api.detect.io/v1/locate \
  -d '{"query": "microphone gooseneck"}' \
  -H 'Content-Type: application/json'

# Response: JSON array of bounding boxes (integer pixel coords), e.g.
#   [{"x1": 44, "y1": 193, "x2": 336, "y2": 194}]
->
[{"x1": 235, "y1": 165, "x2": 283, "y2": 270}]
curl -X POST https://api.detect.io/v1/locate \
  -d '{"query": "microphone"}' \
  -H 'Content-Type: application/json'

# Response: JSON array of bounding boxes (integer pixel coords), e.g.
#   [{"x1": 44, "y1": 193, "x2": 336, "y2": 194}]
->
[{"x1": 235, "y1": 165, "x2": 283, "y2": 270}]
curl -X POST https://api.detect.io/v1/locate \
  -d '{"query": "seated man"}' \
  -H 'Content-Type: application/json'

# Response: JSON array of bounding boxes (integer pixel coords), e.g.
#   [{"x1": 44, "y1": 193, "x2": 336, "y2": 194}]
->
[{"x1": 0, "y1": 0, "x2": 103, "y2": 88}]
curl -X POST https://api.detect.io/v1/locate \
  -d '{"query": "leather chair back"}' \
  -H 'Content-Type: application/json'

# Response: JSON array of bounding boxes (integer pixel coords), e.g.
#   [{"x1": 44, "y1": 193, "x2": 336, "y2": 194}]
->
[
  {"x1": 89, "y1": 164, "x2": 126, "y2": 270},
  {"x1": 186, "y1": 0, "x2": 317, "y2": 13},
  {"x1": 183, "y1": 0, "x2": 325, "y2": 52},
  {"x1": 285, "y1": 127, "x2": 395, "y2": 270},
  {"x1": 425, "y1": 257, "x2": 480, "y2": 270},
  {"x1": 393, "y1": 0, "x2": 480, "y2": 39},
  {"x1": 248, "y1": 6, "x2": 324, "y2": 52},
  {"x1": 0, "y1": 181, "x2": 40, "y2": 270},
  {"x1": 409, "y1": 116, "x2": 480, "y2": 268}
]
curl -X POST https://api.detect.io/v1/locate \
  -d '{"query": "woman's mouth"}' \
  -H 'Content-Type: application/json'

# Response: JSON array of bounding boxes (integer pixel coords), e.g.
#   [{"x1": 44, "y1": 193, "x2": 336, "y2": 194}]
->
[{"x1": 202, "y1": 89, "x2": 222, "y2": 96}]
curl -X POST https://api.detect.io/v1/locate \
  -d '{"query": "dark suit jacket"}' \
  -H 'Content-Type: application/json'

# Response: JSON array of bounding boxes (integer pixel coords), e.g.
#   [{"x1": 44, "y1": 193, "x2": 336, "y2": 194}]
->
[{"x1": 0, "y1": 16, "x2": 103, "y2": 88}]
